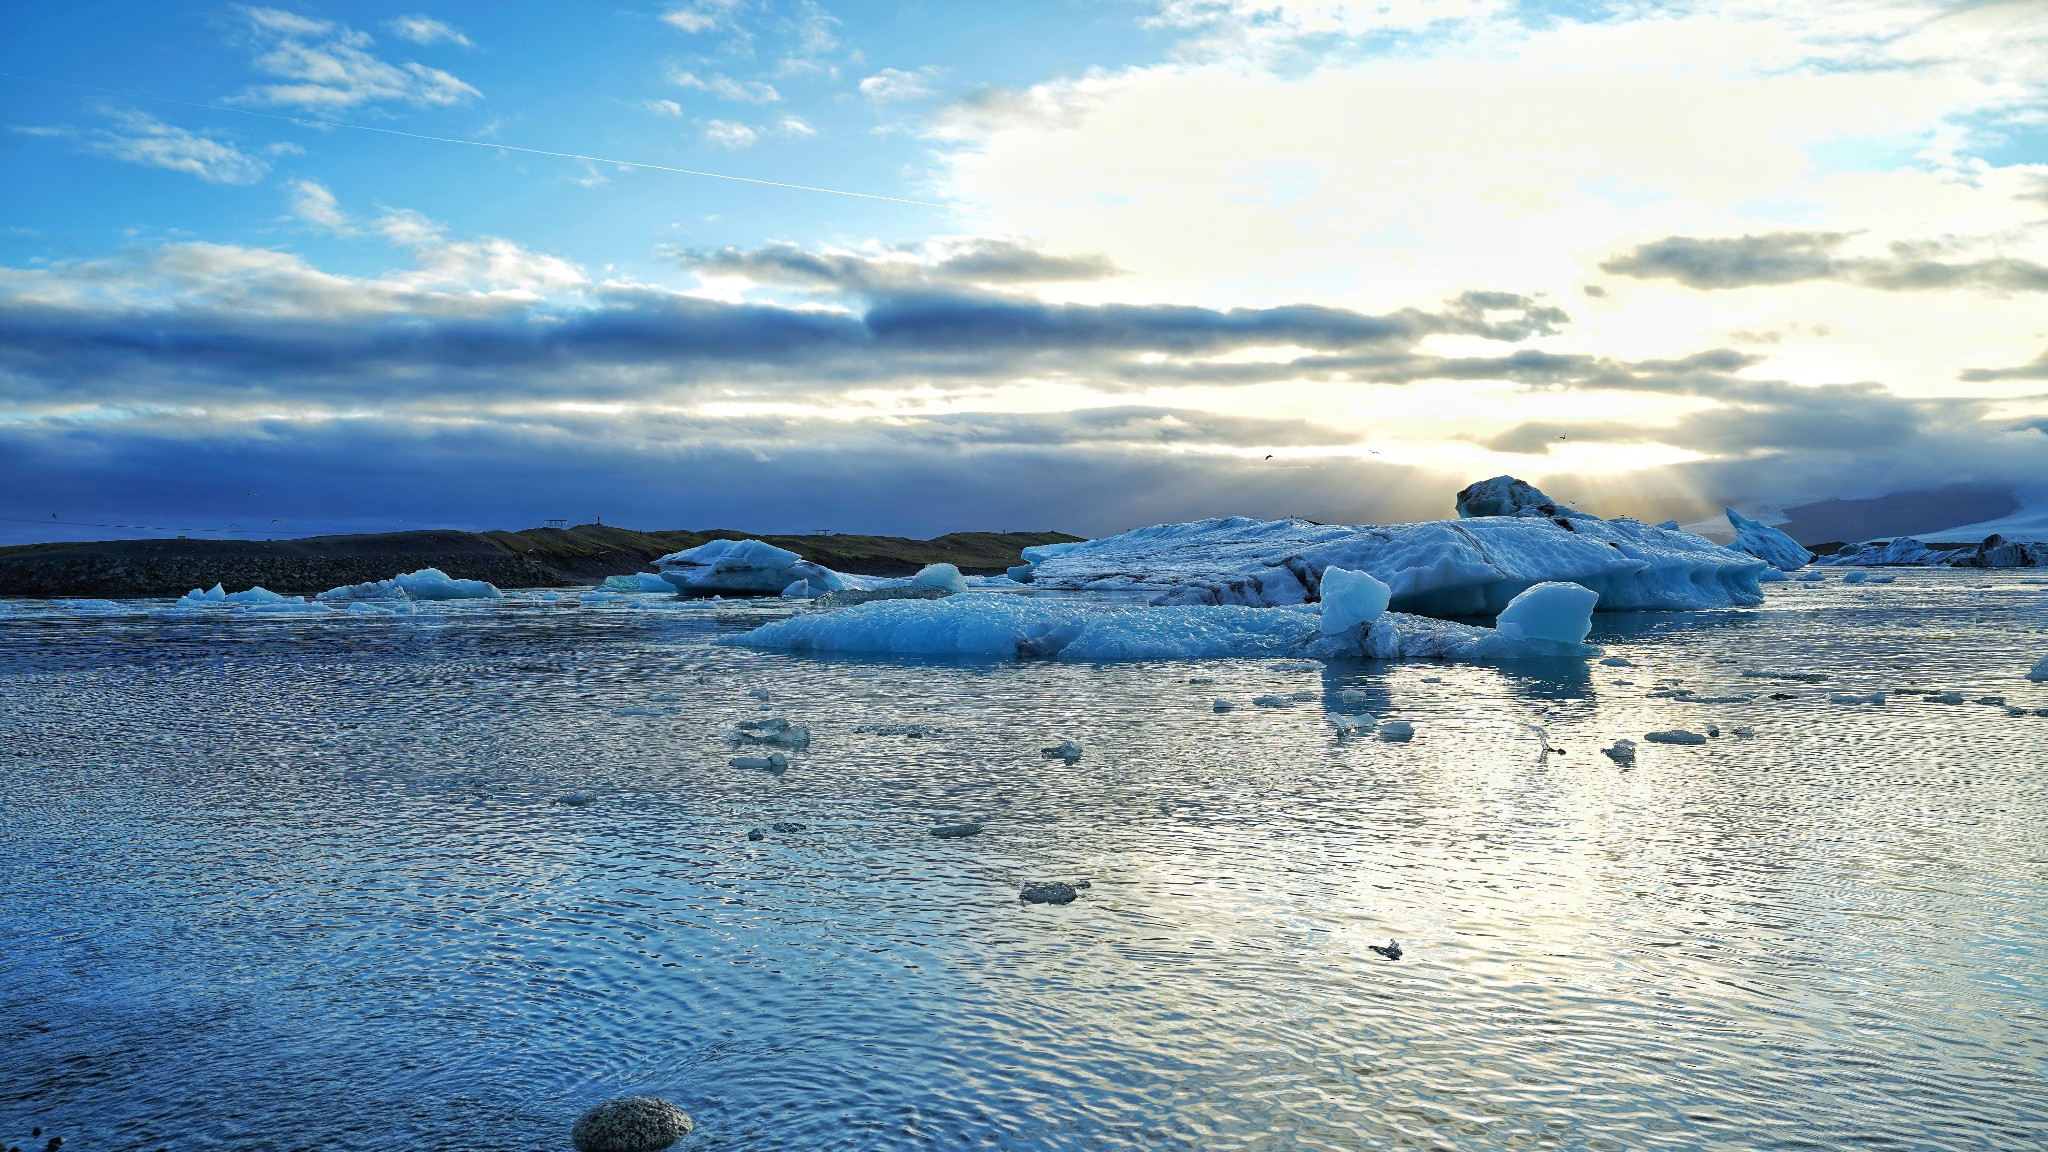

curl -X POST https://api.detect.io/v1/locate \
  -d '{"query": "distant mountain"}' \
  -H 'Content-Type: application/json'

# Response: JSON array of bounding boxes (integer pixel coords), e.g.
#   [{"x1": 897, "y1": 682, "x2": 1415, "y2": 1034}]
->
[{"x1": 1775, "y1": 484, "x2": 2017, "y2": 548}]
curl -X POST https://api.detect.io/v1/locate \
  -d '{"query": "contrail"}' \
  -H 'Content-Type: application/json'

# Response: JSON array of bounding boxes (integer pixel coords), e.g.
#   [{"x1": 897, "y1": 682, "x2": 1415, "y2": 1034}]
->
[{"x1": 0, "y1": 71, "x2": 948, "y2": 208}]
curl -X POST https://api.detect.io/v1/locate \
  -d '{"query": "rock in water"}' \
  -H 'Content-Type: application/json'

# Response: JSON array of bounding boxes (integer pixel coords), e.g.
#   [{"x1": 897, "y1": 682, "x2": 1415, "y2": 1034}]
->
[
  {"x1": 1603, "y1": 739, "x2": 1637, "y2": 765},
  {"x1": 571, "y1": 1096, "x2": 693, "y2": 1152},
  {"x1": 1021, "y1": 882, "x2": 1079, "y2": 904},
  {"x1": 1644, "y1": 729, "x2": 1708, "y2": 745}
]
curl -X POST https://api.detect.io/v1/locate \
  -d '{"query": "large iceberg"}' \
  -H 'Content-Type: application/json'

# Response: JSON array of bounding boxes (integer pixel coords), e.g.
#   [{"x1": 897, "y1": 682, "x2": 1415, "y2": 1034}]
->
[
  {"x1": 729, "y1": 581, "x2": 1597, "y2": 664},
  {"x1": 1816, "y1": 534, "x2": 2048, "y2": 568},
  {"x1": 1724, "y1": 508, "x2": 1811, "y2": 571},
  {"x1": 317, "y1": 568, "x2": 502, "y2": 602},
  {"x1": 1021, "y1": 477, "x2": 1767, "y2": 615},
  {"x1": 655, "y1": 539, "x2": 847, "y2": 596}
]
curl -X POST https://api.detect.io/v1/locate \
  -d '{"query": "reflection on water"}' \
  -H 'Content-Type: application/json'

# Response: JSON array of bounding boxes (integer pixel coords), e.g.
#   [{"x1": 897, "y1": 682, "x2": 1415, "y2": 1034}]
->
[{"x1": 2, "y1": 571, "x2": 2046, "y2": 1150}]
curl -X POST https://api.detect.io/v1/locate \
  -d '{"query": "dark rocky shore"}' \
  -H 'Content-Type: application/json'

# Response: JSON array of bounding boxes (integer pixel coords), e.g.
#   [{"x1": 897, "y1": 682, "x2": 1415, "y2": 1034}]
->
[{"x1": 0, "y1": 524, "x2": 1079, "y2": 599}]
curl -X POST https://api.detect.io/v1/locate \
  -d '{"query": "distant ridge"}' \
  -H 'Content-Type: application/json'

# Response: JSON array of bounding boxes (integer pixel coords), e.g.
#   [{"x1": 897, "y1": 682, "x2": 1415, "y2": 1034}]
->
[{"x1": 0, "y1": 524, "x2": 1080, "y2": 599}]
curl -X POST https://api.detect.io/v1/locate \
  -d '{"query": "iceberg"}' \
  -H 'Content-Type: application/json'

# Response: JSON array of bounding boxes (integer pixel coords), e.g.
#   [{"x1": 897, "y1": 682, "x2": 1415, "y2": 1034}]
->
[
  {"x1": 1318, "y1": 567, "x2": 1390, "y2": 634},
  {"x1": 728, "y1": 589, "x2": 1597, "y2": 664},
  {"x1": 2029, "y1": 655, "x2": 2047, "y2": 682},
  {"x1": 317, "y1": 568, "x2": 501, "y2": 602},
  {"x1": 1724, "y1": 508, "x2": 1811, "y2": 571},
  {"x1": 911, "y1": 563, "x2": 969, "y2": 595},
  {"x1": 655, "y1": 539, "x2": 846, "y2": 596},
  {"x1": 602, "y1": 572, "x2": 677, "y2": 592},
  {"x1": 1815, "y1": 534, "x2": 2048, "y2": 569},
  {"x1": 176, "y1": 584, "x2": 331, "y2": 613},
  {"x1": 1494, "y1": 581, "x2": 1599, "y2": 644},
  {"x1": 1022, "y1": 476, "x2": 1767, "y2": 614}
]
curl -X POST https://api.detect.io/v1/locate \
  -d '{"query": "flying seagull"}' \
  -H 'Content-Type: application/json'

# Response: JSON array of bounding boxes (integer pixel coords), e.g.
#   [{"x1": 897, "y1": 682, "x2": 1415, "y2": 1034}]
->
[{"x1": 1264, "y1": 454, "x2": 1274, "y2": 460}]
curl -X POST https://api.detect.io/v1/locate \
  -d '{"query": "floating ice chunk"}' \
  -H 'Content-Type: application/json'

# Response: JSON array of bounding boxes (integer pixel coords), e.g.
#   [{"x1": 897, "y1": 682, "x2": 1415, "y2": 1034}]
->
[
  {"x1": 1493, "y1": 581, "x2": 1598, "y2": 645},
  {"x1": 655, "y1": 538, "x2": 846, "y2": 596},
  {"x1": 177, "y1": 584, "x2": 332, "y2": 613},
  {"x1": 1741, "y1": 669, "x2": 1828, "y2": 682},
  {"x1": 1793, "y1": 571, "x2": 1826, "y2": 582},
  {"x1": 1925, "y1": 691, "x2": 1966, "y2": 705},
  {"x1": 1020, "y1": 882, "x2": 1080, "y2": 905},
  {"x1": 555, "y1": 792, "x2": 596, "y2": 807},
  {"x1": 1600, "y1": 656, "x2": 1632, "y2": 667},
  {"x1": 930, "y1": 822, "x2": 983, "y2": 838},
  {"x1": 1603, "y1": 740, "x2": 1637, "y2": 765},
  {"x1": 729, "y1": 752, "x2": 789, "y2": 773},
  {"x1": 1331, "y1": 713, "x2": 1375, "y2": 734},
  {"x1": 1212, "y1": 699, "x2": 1236, "y2": 712},
  {"x1": 1841, "y1": 571, "x2": 1870, "y2": 584},
  {"x1": 730, "y1": 718, "x2": 811, "y2": 750},
  {"x1": 1377, "y1": 720, "x2": 1414, "y2": 742},
  {"x1": 1338, "y1": 688, "x2": 1371, "y2": 706},
  {"x1": 911, "y1": 563, "x2": 968, "y2": 594},
  {"x1": 1252, "y1": 695, "x2": 1293, "y2": 708},
  {"x1": 1725, "y1": 508, "x2": 1812, "y2": 571},
  {"x1": 1031, "y1": 481, "x2": 1766, "y2": 614},
  {"x1": 1731, "y1": 726, "x2": 1755, "y2": 738},
  {"x1": 2029, "y1": 655, "x2": 2048, "y2": 682},
  {"x1": 1758, "y1": 568, "x2": 1788, "y2": 582},
  {"x1": 1318, "y1": 567, "x2": 1391, "y2": 634},
  {"x1": 602, "y1": 572, "x2": 676, "y2": 592},
  {"x1": 729, "y1": 593, "x2": 1598, "y2": 664},
  {"x1": 1006, "y1": 563, "x2": 1036, "y2": 583},
  {"x1": 1269, "y1": 660, "x2": 1323, "y2": 672},
  {"x1": 1041, "y1": 740, "x2": 1083, "y2": 763},
  {"x1": 1644, "y1": 729, "x2": 1707, "y2": 745},
  {"x1": 853, "y1": 722, "x2": 941, "y2": 738}
]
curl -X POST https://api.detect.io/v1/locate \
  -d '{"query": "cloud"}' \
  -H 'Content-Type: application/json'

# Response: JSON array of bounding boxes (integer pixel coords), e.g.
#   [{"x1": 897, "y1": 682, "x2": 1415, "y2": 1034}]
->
[
  {"x1": 386, "y1": 15, "x2": 472, "y2": 47},
  {"x1": 1603, "y1": 232, "x2": 2048, "y2": 293},
  {"x1": 287, "y1": 179, "x2": 349, "y2": 229},
  {"x1": 702, "y1": 120, "x2": 759, "y2": 149},
  {"x1": 58, "y1": 110, "x2": 270, "y2": 184},
  {"x1": 1961, "y1": 349, "x2": 2048, "y2": 381},
  {"x1": 234, "y1": 6, "x2": 481, "y2": 110},
  {"x1": 669, "y1": 70, "x2": 781, "y2": 103},
  {"x1": 682, "y1": 238, "x2": 1123, "y2": 293},
  {"x1": 642, "y1": 99, "x2": 686, "y2": 117},
  {"x1": 661, "y1": 0, "x2": 743, "y2": 34},
  {"x1": 859, "y1": 67, "x2": 941, "y2": 100},
  {"x1": 776, "y1": 115, "x2": 816, "y2": 137}
]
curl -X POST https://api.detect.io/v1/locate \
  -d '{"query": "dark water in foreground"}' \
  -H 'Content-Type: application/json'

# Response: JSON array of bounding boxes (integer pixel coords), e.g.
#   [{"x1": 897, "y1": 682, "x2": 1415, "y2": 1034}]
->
[{"x1": 3, "y1": 572, "x2": 2046, "y2": 1151}]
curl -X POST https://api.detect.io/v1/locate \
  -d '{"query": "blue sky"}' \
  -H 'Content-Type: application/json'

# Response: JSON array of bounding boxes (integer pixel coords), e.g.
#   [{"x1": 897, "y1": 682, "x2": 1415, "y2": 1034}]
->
[{"x1": 3, "y1": 1, "x2": 2046, "y2": 543}]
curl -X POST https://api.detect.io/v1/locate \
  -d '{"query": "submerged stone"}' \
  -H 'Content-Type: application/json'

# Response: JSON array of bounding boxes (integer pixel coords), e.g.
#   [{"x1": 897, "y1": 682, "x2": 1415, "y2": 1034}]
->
[{"x1": 571, "y1": 1096, "x2": 693, "y2": 1152}]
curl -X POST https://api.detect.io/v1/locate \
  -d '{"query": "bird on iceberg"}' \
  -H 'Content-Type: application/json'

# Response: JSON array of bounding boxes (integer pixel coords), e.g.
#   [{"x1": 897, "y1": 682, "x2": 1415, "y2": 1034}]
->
[{"x1": 1369, "y1": 940, "x2": 1403, "y2": 961}]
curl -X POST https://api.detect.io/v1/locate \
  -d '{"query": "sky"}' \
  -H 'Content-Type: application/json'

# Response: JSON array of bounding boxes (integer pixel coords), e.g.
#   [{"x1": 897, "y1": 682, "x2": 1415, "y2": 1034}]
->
[{"x1": 3, "y1": 0, "x2": 2046, "y2": 544}]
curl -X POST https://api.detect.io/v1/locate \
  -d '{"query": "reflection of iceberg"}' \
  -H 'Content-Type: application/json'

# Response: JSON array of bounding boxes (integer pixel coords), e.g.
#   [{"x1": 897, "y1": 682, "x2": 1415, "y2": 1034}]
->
[
  {"x1": 1021, "y1": 477, "x2": 1766, "y2": 614},
  {"x1": 731, "y1": 581, "x2": 1598, "y2": 664},
  {"x1": 317, "y1": 568, "x2": 502, "y2": 602},
  {"x1": 1724, "y1": 508, "x2": 1811, "y2": 571},
  {"x1": 654, "y1": 539, "x2": 846, "y2": 596}
]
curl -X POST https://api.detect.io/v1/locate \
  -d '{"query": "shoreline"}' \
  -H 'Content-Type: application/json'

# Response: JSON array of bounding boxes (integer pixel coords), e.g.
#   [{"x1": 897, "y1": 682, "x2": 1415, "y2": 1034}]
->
[{"x1": 0, "y1": 524, "x2": 1078, "y2": 599}]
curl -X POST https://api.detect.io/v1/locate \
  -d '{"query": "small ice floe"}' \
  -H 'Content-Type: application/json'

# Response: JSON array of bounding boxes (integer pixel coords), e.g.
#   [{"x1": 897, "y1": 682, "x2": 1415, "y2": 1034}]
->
[
  {"x1": 1368, "y1": 940, "x2": 1403, "y2": 961},
  {"x1": 1212, "y1": 699, "x2": 1236, "y2": 712},
  {"x1": 1731, "y1": 726, "x2": 1755, "y2": 738},
  {"x1": 912, "y1": 563, "x2": 969, "y2": 595},
  {"x1": 1187, "y1": 677, "x2": 1215, "y2": 685},
  {"x1": 730, "y1": 717, "x2": 810, "y2": 750},
  {"x1": 1976, "y1": 696, "x2": 2006, "y2": 707},
  {"x1": 1377, "y1": 720, "x2": 1415, "y2": 742},
  {"x1": 1599, "y1": 656, "x2": 1632, "y2": 667},
  {"x1": 1863, "y1": 573, "x2": 1897, "y2": 584},
  {"x1": 1741, "y1": 669, "x2": 1829, "y2": 683},
  {"x1": 853, "y1": 722, "x2": 941, "y2": 738},
  {"x1": 746, "y1": 827, "x2": 766, "y2": 841},
  {"x1": 1252, "y1": 695, "x2": 1293, "y2": 708},
  {"x1": 612, "y1": 706, "x2": 671, "y2": 717},
  {"x1": 1270, "y1": 659, "x2": 1325, "y2": 672},
  {"x1": 602, "y1": 572, "x2": 676, "y2": 593},
  {"x1": 747, "y1": 688, "x2": 771, "y2": 700},
  {"x1": 1644, "y1": 729, "x2": 1708, "y2": 745},
  {"x1": 1924, "y1": 691, "x2": 1966, "y2": 705},
  {"x1": 1794, "y1": 571, "x2": 1826, "y2": 582},
  {"x1": 1020, "y1": 881, "x2": 1086, "y2": 905},
  {"x1": 555, "y1": 792, "x2": 597, "y2": 807},
  {"x1": 1603, "y1": 739, "x2": 1637, "y2": 765},
  {"x1": 648, "y1": 693, "x2": 681, "y2": 703},
  {"x1": 729, "y1": 752, "x2": 789, "y2": 773},
  {"x1": 1338, "y1": 688, "x2": 1372, "y2": 706},
  {"x1": 1288, "y1": 690, "x2": 1316, "y2": 701},
  {"x1": 1420, "y1": 676, "x2": 1444, "y2": 684},
  {"x1": 1041, "y1": 740, "x2": 1084, "y2": 763},
  {"x1": 177, "y1": 584, "x2": 331, "y2": 613},
  {"x1": 930, "y1": 822, "x2": 984, "y2": 838},
  {"x1": 770, "y1": 821, "x2": 806, "y2": 833},
  {"x1": 1841, "y1": 571, "x2": 1871, "y2": 584},
  {"x1": 1331, "y1": 714, "x2": 1376, "y2": 736},
  {"x1": 2028, "y1": 654, "x2": 2048, "y2": 682}
]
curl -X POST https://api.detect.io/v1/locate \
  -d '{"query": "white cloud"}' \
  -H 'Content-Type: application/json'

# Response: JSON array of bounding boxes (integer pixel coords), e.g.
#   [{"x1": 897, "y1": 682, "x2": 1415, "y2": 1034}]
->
[
  {"x1": 668, "y1": 70, "x2": 781, "y2": 103},
  {"x1": 68, "y1": 111, "x2": 270, "y2": 184},
  {"x1": 661, "y1": 0, "x2": 742, "y2": 34},
  {"x1": 777, "y1": 115, "x2": 816, "y2": 137},
  {"x1": 642, "y1": 98, "x2": 686, "y2": 116},
  {"x1": 703, "y1": 119, "x2": 760, "y2": 149},
  {"x1": 234, "y1": 6, "x2": 481, "y2": 109},
  {"x1": 287, "y1": 179, "x2": 349, "y2": 229},
  {"x1": 859, "y1": 67, "x2": 941, "y2": 101},
  {"x1": 386, "y1": 15, "x2": 473, "y2": 48}
]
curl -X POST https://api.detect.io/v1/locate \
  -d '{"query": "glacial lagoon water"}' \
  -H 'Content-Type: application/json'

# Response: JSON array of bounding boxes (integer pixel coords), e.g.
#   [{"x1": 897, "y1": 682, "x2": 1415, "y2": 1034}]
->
[{"x1": 3, "y1": 572, "x2": 2046, "y2": 1151}]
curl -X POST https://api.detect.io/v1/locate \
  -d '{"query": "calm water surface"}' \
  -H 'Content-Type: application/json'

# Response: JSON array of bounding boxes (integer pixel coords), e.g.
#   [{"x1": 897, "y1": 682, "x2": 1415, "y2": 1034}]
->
[{"x1": 3, "y1": 572, "x2": 2045, "y2": 1150}]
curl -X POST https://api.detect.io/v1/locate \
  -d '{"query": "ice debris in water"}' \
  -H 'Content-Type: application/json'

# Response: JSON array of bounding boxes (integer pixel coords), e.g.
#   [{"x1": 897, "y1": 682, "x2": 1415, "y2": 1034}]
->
[
  {"x1": 1018, "y1": 475, "x2": 1767, "y2": 614},
  {"x1": 729, "y1": 752, "x2": 788, "y2": 773},
  {"x1": 930, "y1": 823, "x2": 984, "y2": 838},
  {"x1": 1021, "y1": 882, "x2": 1081, "y2": 905},
  {"x1": 1794, "y1": 571, "x2": 1826, "y2": 582},
  {"x1": 729, "y1": 590, "x2": 1598, "y2": 664},
  {"x1": 1377, "y1": 720, "x2": 1415, "y2": 742},
  {"x1": 1603, "y1": 739, "x2": 1637, "y2": 765},
  {"x1": 2029, "y1": 654, "x2": 2048, "y2": 682},
  {"x1": 911, "y1": 563, "x2": 969, "y2": 595},
  {"x1": 1253, "y1": 695, "x2": 1294, "y2": 708},
  {"x1": 317, "y1": 568, "x2": 501, "y2": 602},
  {"x1": 1600, "y1": 656, "x2": 1633, "y2": 667},
  {"x1": 1644, "y1": 729, "x2": 1708, "y2": 745},
  {"x1": 1213, "y1": 699, "x2": 1236, "y2": 712},
  {"x1": 1841, "y1": 571, "x2": 1871, "y2": 584},
  {"x1": 1331, "y1": 714, "x2": 1376, "y2": 735},
  {"x1": 1724, "y1": 508, "x2": 1812, "y2": 571},
  {"x1": 655, "y1": 538, "x2": 845, "y2": 596},
  {"x1": 853, "y1": 722, "x2": 941, "y2": 738},
  {"x1": 601, "y1": 572, "x2": 676, "y2": 593},
  {"x1": 730, "y1": 718, "x2": 810, "y2": 750},
  {"x1": 1338, "y1": 688, "x2": 1372, "y2": 706},
  {"x1": 770, "y1": 821, "x2": 806, "y2": 833},
  {"x1": 177, "y1": 584, "x2": 329, "y2": 612},
  {"x1": 1493, "y1": 581, "x2": 1599, "y2": 645},
  {"x1": 1318, "y1": 566, "x2": 1391, "y2": 634},
  {"x1": 1040, "y1": 741, "x2": 1084, "y2": 763}
]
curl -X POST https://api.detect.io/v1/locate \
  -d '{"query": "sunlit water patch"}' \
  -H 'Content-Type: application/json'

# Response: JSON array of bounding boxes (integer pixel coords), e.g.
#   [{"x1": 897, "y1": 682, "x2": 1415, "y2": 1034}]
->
[{"x1": 2, "y1": 572, "x2": 2045, "y2": 1150}]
